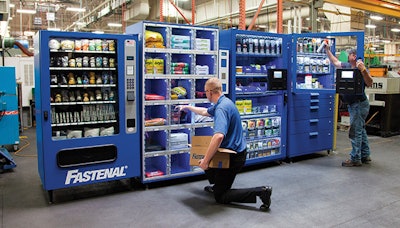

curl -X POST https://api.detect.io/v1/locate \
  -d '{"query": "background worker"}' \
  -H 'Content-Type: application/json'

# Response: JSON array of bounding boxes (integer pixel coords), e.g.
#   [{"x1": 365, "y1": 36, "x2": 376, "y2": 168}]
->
[
  {"x1": 325, "y1": 45, "x2": 373, "y2": 167},
  {"x1": 177, "y1": 78, "x2": 272, "y2": 210}
]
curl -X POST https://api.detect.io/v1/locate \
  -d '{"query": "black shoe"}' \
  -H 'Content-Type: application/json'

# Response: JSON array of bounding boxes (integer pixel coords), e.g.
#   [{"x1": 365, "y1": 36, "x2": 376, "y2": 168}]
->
[
  {"x1": 204, "y1": 185, "x2": 214, "y2": 194},
  {"x1": 361, "y1": 156, "x2": 371, "y2": 164},
  {"x1": 258, "y1": 186, "x2": 272, "y2": 209}
]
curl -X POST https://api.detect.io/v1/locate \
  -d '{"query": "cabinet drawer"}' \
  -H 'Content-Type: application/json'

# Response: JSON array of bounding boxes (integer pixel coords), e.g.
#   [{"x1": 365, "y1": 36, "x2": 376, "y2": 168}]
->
[
  {"x1": 289, "y1": 103, "x2": 334, "y2": 120},
  {"x1": 292, "y1": 93, "x2": 334, "y2": 101},
  {"x1": 292, "y1": 97, "x2": 334, "y2": 108},
  {"x1": 289, "y1": 117, "x2": 333, "y2": 134},
  {"x1": 288, "y1": 130, "x2": 333, "y2": 157}
]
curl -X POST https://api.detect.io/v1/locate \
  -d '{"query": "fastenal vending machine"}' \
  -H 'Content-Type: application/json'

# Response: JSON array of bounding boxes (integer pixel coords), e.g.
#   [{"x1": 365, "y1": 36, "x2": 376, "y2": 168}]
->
[
  {"x1": 287, "y1": 31, "x2": 364, "y2": 158},
  {"x1": 34, "y1": 31, "x2": 140, "y2": 201}
]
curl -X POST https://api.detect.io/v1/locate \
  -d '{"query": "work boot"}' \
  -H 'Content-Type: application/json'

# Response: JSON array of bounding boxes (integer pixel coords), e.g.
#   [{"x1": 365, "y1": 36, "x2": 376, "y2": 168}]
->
[
  {"x1": 361, "y1": 156, "x2": 372, "y2": 164},
  {"x1": 342, "y1": 159, "x2": 362, "y2": 167},
  {"x1": 258, "y1": 186, "x2": 272, "y2": 209}
]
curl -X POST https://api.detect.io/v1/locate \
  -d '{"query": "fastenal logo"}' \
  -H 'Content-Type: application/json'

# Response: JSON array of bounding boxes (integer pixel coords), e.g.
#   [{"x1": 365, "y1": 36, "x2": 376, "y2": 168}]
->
[{"x1": 65, "y1": 166, "x2": 128, "y2": 185}]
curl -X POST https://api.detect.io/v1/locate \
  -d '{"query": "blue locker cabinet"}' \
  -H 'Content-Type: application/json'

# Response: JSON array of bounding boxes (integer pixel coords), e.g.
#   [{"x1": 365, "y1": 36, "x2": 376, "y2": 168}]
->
[
  {"x1": 34, "y1": 31, "x2": 141, "y2": 200},
  {"x1": 219, "y1": 29, "x2": 289, "y2": 165},
  {"x1": 0, "y1": 67, "x2": 19, "y2": 148},
  {"x1": 287, "y1": 32, "x2": 364, "y2": 158},
  {"x1": 126, "y1": 21, "x2": 219, "y2": 183}
]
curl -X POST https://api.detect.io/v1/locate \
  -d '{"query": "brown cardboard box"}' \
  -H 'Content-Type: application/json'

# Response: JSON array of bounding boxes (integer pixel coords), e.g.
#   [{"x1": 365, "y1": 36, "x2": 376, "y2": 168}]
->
[{"x1": 189, "y1": 136, "x2": 236, "y2": 168}]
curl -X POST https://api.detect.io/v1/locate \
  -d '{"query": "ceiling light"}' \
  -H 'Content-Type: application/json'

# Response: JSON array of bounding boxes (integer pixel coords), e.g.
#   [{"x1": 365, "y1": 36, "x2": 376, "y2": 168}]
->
[
  {"x1": 381, "y1": 3, "x2": 396, "y2": 9},
  {"x1": 9, "y1": 4, "x2": 15, "y2": 8},
  {"x1": 391, "y1": 28, "x2": 400, "y2": 32},
  {"x1": 16, "y1": 9, "x2": 36, "y2": 14},
  {"x1": 66, "y1": 7, "x2": 86, "y2": 13},
  {"x1": 92, "y1": 31, "x2": 104, "y2": 34},
  {"x1": 365, "y1": 24, "x2": 376, "y2": 29},
  {"x1": 47, "y1": 28, "x2": 61, "y2": 31},
  {"x1": 370, "y1": 15, "x2": 383, "y2": 21},
  {"x1": 74, "y1": 22, "x2": 86, "y2": 26},
  {"x1": 108, "y1": 23, "x2": 122, "y2": 27},
  {"x1": 381, "y1": 40, "x2": 391, "y2": 43}
]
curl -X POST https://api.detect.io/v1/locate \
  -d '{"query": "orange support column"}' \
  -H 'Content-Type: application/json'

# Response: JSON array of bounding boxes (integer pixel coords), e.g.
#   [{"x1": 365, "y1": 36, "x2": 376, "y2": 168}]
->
[
  {"x1": 160, "y1": 0, "x2": 164, "y2": 22},
  {"x1": 239, "y1": 0, "x2": 246, "y2": 30},
  {"x1": 192, "y1": 0, "x2": 195, "y2": 25},
  {"x1": 277, "y1": 0, "x2": 283, "y2": 33},
  {"x1": 248, "y1": 0, "x2": 266, "y2": 30}
]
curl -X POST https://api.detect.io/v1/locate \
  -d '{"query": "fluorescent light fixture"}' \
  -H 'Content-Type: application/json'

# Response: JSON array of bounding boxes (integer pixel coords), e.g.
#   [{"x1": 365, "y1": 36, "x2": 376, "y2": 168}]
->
[
  {"x1": 66, "y1": 7, "x2": 86, "y2": 13},
  {"x1": 370, "y1": 15, "x2": 383, "y2": 20},
  {"x1": 92, "y1": 31, "x2": 104, "y2": 34},
  {"x1": 391, "y1": 28, "x2": 400, "y2": 32},
  {"x1": 382, "y1": 40, "x2": 390, "y2": 43},
  {"x1": 381, "y1": 3, "x2": 396, "y2": 9},
  {"x1": 10, "y1": 4, "x2": 15, "y2": 8},
  {"x1": 74, "y1": 22, "x2": 86, "y2": 26},
  {"x1": 108, "y1": 23, "x2": 122, "y2": 27},
  {"x1": 365, "y1": 24, "x2": 376, "y2": 29},
  {"x1": 16, "y1": 9, "x2": 36, "y2": 14},
  {"x1": 47, "y1": 27, "x2": 61, "y2": 31},
  {"x1": 24, "y1": 31, "x2": 35, "y2": 36}
]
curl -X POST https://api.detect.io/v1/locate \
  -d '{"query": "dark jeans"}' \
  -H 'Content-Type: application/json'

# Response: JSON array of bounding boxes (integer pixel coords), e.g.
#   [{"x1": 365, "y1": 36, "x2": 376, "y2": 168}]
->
[{"x1": 205, "y1": 151, "x2": 264, "y2": 204}]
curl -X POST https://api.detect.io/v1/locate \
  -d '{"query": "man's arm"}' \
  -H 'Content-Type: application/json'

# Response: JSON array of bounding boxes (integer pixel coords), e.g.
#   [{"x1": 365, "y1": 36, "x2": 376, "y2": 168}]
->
[
  {"x1": 356, "y1": 60, "x2": 373, "y2": 87},
  {"x1": 177, "y1": 105, "x2": 210, "y2": 116},
  {"x1": 325, "y1": 44, "x2": 342, "y2": 68}
]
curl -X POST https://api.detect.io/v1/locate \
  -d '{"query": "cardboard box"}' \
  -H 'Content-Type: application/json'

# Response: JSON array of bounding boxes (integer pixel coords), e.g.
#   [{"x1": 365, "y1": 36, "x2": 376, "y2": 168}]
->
[{"x1": 189, "y1": 136, "x2": 236, "y2": 168}]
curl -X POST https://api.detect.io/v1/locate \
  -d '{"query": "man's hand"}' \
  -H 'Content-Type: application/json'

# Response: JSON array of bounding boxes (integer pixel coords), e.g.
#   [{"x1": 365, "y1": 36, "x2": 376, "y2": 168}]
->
[
  {"x1": 356, "y1": 59, "x2": 366, "y2": 72},
  {"x1": 199, "y1": 159, "x2": 209, "y2": 170}
]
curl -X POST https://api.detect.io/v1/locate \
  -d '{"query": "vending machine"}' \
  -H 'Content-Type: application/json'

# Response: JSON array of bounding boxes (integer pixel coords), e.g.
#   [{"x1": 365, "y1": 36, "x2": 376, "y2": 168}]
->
[
  {"x1": 126, "y1": 21, "x2": 219, "y2": 183},
  {"x1": 287, "y1": 31, "x2": 364, "y2": 158},
  {"x1": 219, "y1": 29, "x2": 289, "y2": 165},
  {"x1": 34, "y1": 31, "x2": 140, "y2": 199}
]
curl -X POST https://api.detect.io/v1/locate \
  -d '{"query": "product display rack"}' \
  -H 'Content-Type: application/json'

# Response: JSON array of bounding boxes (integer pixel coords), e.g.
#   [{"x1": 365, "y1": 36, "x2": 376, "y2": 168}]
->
[
  {"x1": 34, "y1": 31, "x2": 141, "y2": 197},
  {"x1": 287, "y1": 32, "x2": 364, "y2": 158},
  {"x1": 219, "y1": 29, "x2": 288, "y2": 165},
  {"x1": 126, "y1": 21, "x2": 219, "y2": 183}
]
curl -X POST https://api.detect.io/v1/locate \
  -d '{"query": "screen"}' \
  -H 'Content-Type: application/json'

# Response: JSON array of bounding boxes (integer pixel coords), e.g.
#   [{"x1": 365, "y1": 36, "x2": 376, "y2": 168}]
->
[
  {"x1": 273, "y1": 71, "x2": 282, "y2": 79},
  {"x1": 342, "y1": 70, "x2": 354, "y2": 79}
]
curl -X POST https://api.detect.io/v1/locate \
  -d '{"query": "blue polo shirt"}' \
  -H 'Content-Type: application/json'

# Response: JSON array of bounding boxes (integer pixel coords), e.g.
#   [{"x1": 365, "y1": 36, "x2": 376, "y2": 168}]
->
[{"x1": 207, "y1": 95, "x2": 246, "y2": 153}]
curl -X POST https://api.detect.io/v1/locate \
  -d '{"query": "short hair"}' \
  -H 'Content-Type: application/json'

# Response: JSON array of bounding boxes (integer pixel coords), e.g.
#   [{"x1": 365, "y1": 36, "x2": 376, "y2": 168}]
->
[
  {"x1": 347, "y1": 48, "x2": 357, "y2": 56},
  {"x1": 205, "y1": 77, "x2": 222, "y2": 92}
]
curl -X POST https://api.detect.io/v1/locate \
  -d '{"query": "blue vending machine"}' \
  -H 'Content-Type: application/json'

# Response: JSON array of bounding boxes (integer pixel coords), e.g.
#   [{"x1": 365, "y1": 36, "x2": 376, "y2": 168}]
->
[
  {"x1": 34, "y1": 31, "x2": 141, "y2": 201},
  {"x1": 219, "y1": 29, "x2": 289, "y2": 165},
  {"x1": 126, "y1": 21, "x2": 219, "y2": 183},
  {"x1": 287, "y1": 32, "x2": 364, "y2": 158}
]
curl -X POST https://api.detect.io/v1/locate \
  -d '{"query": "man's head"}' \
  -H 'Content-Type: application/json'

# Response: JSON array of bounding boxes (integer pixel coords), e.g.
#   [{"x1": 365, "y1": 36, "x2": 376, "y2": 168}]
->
[
  {"x1": 347, "y1": 48, "x2": 357, "y2": 63},
  {"x1": 205, "y1": 78, "x2": 222, "y2": 103}
]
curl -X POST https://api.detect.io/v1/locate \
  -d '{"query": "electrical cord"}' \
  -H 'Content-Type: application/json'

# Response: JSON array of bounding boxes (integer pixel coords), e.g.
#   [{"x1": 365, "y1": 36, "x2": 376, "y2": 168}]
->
[{"x1": 14, "y1": 136, "x2": 36, "y2": 157}]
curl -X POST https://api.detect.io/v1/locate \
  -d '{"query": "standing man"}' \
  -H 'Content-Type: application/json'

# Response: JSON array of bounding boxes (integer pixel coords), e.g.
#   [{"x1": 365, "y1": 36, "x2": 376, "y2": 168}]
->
[
  {"x1": 325, "y1": 45, "x2": 373, "y2": 167},
  {"x1": 177, "y1": 78, "x2": 272, "y2": 210}
]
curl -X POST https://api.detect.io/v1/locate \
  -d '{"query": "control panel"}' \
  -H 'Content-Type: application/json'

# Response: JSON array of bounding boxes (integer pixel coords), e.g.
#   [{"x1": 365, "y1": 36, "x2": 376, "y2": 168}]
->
[
  {"x1": 219, "y1": 50, "x2": 229, "y2": 94},
  {"x1": 336, "y1": 69, "x2": 363, "y2": 95},
  {"x1": 124, "y1": 39, "x2": 137, "y2": 133}
]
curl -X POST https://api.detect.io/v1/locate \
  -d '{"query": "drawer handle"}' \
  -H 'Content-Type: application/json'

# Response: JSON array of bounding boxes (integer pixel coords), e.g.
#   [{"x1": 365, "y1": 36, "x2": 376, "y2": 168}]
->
[
  {"x1": 310, "y1": 99, "x2": 319, "y2": 103},
  {"x1": 310, "y1": 106, "x2": 319, "y2": 110},
  {"x1": 309, "y1": 132, "x2": 319, "y2": 136},
  {"x1": 310, "y1": 119, "x2": 319, "y2": 123}
]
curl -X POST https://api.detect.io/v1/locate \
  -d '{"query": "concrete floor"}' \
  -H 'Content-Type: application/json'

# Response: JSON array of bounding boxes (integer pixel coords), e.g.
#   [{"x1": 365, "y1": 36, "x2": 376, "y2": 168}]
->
[{"x1": 1, "y1": 127, "x2": 400, "y2": 228}]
